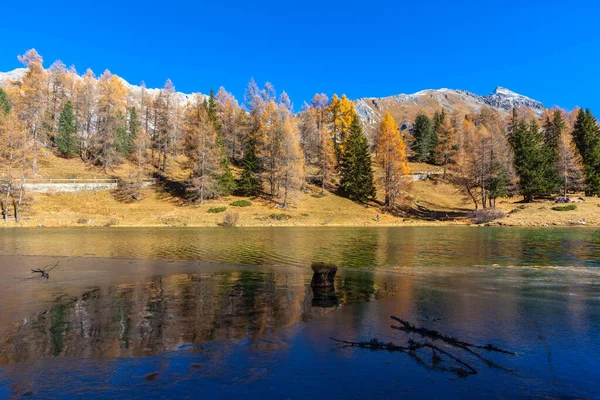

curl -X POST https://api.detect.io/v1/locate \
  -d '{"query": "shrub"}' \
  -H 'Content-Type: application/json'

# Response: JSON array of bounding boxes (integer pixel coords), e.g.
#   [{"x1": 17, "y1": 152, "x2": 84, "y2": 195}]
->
[
  {"x1": 222, "y1": 212, "x2": 239, "y2": 227},
  {"x1": 508, "y1": 205, "x2": 527, "y2": 214},
  {"x1": 104, "y1": 217, "x2": 120, "y2": 227},
  {"x1": 208, "y1": 207, "x2": 227, "y2": 214},
  {"x1": 269, "y1": 213, "x2": 292, "y2": 221},
  {"x1": 230, "y1": 200, "x2": 252, "y2": 207},
  {"x1": 113, "y1": 180, "x2": 144, "y2": 203},
  {"x1": 551, "y1": 204, "x2": 577, "y2": 212},
  {"x1": 470, "y1": 209, "x2": 506, "y2": 225}
]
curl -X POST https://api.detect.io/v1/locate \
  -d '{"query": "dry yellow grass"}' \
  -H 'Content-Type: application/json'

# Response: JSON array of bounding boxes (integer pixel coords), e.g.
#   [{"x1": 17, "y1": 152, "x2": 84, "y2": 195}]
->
[
  {"x1": 4, "y1": 153, "x2": 600, "y2": 228},
  {"x1": 494, "y1": 197, "x2": 600, "y2": 227},
  {"x1": 34, "y1": 151, "x2": 158, "y2": 180},
  {"x1": 20, "y1": 184, "x2": 410, "y2": 227}
]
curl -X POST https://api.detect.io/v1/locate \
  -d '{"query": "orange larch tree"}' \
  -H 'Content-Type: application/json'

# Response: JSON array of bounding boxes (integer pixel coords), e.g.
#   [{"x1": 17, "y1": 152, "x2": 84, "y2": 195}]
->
[{"x1": 376, "y1": 112, "x2": 410, "y2": 207}]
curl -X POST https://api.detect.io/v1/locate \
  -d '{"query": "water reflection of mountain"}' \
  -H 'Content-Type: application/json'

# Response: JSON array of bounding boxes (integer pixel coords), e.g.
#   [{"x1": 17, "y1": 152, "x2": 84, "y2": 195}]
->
[{"x1": 0, "y1": 270, "x2": 397, "y2": 364}]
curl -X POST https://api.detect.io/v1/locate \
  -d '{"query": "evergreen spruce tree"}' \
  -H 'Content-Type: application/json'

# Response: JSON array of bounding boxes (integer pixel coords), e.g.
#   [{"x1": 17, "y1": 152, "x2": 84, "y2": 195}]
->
[
  {"x1": 0, "y1": 88, "x2": 11, "y2": 115},
  {"x1": 206, "y1": 89, "x2": 236, "y2": 195},
  {"x1": 115, "y1": 112, "x2": 131, "y2": 156},
  {"x1": 56, "y1": 100, "x2": 79, "y2": 158},
  {"x1": 542, "y1": 110, "x2": 564, "y2": 192},
  {"x1": 206, "y1": 89, "x2": 222, "y2": 139},
  {"x1": 572, "y1": 108, "x2": 600, "y2": 195},
  {"x1": 339, "y1": 115, "x2": 376, "y2": 202},
  {"x1": 487, "y1": 162, "x2": 510, "y2": 207},
  {"x1": 509, "y1": 119, "x2": 550, "y2": 202},
  {"x1": 237, "y1": 140, "x2": 261, "y2": 195},
  {"x1": 412, "y1": 114, "x2": 433, "y2": 162},
  {"x1": 128, "y1": 107, "x2": 140, "y2": 155},
  {"x1": 218, "y1": 157, "x2": 237, "y2": 195},
  {"x1": 430, "y1": 109, "x2": 445, "y2": 163}
]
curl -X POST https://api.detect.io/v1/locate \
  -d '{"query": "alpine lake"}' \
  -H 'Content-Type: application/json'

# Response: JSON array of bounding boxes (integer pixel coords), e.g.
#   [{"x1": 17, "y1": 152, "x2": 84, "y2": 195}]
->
[{"x1": 0, "y1": 227, "x2": 599, "y2": 399}]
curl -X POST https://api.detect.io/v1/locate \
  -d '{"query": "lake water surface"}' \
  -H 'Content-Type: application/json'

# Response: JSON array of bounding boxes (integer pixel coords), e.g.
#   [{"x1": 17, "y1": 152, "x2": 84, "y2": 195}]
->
[{"x1": 0, "y1": 227, "x2": 599, "y2": 399}]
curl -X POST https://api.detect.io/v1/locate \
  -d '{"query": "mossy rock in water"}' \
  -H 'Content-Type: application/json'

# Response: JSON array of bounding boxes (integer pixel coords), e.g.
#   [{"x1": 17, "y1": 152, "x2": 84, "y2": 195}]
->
[
  {"x1": 551, "y1": 204, "x2": 577, "y2": 211},
  {"x1": 208, "y1": 207, "x2": 227, "y2": 214},
  {"x1": 230, "y1": 200, "x2": 252, "y2": 207}
]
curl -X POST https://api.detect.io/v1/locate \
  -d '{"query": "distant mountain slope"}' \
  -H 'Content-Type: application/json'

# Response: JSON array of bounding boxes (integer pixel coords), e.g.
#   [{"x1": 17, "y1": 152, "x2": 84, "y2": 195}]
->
[
  {"x1": 354, "y1": 86, "x2": 545, "y2": 131},
  {"x1": 1, "y1": 68, "x2": 544, "y2": 129}
]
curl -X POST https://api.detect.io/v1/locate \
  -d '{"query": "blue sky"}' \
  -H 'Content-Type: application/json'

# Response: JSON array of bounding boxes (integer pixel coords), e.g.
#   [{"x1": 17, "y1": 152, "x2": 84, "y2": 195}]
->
[{"x1": 1, "y1": 0, "x2": 599, "y2": 111}]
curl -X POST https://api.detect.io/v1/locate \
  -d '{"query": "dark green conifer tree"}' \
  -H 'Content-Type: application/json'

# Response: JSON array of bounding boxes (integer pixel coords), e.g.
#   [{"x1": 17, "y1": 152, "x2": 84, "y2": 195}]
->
[
  {"x1": 572, "y1": 108, "x2": 600, "y2": 195},
  {"x1": 236, "y1": 140, "x2": 261, "y2": 196},
  {"x1": 115, "y1": 112, "x2": 131, "y2": 156},
  {"x1": 206, "y1": 89, "x2": 236, "y2": 195},
  {"x1": 0, "y1": 88, "x2": 11, "y2": 115},
  {"x1": 509, "y1": 119, "x2": 550, "y2": 202},
  {"x1": 430, "y1": 109, "x2": 445, "y2": 163},
  {"x1": 412, "y1": 114, "x2": 433, "y2": 162},
  {"x1": 542, "y1": 110, "x2": 564, "y2": 191},
  {"x1": 339, "y1": 115, "x2": 376, "y2": 202},
  {"x1": 56, "y1": 100, "x2": 79, "y2": 158},
  {"x1": 128, "y1": 106, "x2": 140, "y2": 153}
]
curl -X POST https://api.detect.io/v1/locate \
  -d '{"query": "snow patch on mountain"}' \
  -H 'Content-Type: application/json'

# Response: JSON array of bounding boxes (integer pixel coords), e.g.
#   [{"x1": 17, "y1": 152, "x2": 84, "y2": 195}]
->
[
  {"x1": 354, "y1": 86, "x2": 545, "y2": 127},
  {"x1": 0, "y1": 68, "x2": 202, "y2": 105},
  {"x1": 482, "y1": 86, "x2": 544, "y2": 113},
  {"x1": 0, "y1": 68, "x2": 27, "y2": 86}
]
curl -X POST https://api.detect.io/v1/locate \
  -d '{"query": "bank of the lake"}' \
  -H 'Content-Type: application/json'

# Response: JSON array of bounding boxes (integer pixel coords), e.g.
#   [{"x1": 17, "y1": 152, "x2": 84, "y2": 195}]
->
[{"x1": 4, "y1": 183, "x2": 600, "y2": 228}]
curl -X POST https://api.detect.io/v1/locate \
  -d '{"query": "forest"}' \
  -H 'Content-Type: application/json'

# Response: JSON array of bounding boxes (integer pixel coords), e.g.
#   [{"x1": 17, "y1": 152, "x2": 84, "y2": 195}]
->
[{"x1": 1, "y1": 49, "x2": 600, "y2": 223}]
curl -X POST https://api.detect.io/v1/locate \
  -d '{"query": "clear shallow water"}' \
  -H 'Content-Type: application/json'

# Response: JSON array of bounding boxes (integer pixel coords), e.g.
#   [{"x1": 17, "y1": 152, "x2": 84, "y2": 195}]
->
[
  {"x1": 1, "y1": 226, "x2": 600, "y2": 267},
  {"x1": 0, "y1": 227, "x2": 599, "y2": 398}
]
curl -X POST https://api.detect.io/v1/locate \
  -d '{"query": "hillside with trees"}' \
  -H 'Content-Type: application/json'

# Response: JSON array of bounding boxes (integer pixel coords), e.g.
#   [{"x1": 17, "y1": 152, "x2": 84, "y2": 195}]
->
[{"x1": 1, "y1": 49, "x2": 600, "y2": 227}]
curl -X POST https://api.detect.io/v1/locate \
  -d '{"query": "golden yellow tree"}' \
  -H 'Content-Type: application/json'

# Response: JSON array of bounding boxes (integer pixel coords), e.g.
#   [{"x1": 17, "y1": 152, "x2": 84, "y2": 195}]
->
[
  {"x1": 434, "y1": 116, "x2": 457, "y2": 181},
  {"x1": 183, "y1": 94, "x2": 222, "y2": 203},
  {"x1": 16, "y1": 49, "x2": 47, "y2": 174},
  {"x1": 279, "y1": 113, "x2": 304, "y2": 207},
  {"x1": 96, "y1": 70, "x2": 127, "y2": 170},
  {"x1": 318, "y1": 123, "x2": 335, "y2": 193},
  {"x1": 257, "y1": 100, "x2": 280, "y2": 197},
  {"x1": 75, "y1": 69, "x2": 97, "y2": 160},
  {"x1": 0, "y1": 110, "x2": 28, "y2": 222},
  {"x1": 328, "y1": 94, "x2": 356, "y2": 162},
  {"x1": 376, "y1": 112, "x2": 410, "y2": 207}
]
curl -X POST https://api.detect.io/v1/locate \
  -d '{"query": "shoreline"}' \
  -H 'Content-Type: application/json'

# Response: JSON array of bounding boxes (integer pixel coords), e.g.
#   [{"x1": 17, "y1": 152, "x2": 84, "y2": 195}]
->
[{"x1": 0, "y1": 219, "x2": 597, "y2": 228}]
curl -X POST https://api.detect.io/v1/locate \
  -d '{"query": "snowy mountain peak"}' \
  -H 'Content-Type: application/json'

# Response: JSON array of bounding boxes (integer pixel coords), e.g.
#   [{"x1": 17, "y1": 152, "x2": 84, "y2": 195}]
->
[
  {"x1": 490, "y1": 86, "x2": 532, "y2": 100},
  {"x1": 353, "y1": 86, "x2": 546, "y2": 132},
  {"x1": 483, "y1": 86, "x2": 543, "y2": 113}
]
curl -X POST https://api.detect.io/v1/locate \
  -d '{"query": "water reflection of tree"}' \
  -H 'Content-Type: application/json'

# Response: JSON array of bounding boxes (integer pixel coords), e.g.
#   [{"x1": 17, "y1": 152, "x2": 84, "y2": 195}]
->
[
  {"x1": 49, "y1": 302, "x2": 73, "y2": 356},
  {"x1": 0, "y1": 267, "x2": 400, "y2": 364}
]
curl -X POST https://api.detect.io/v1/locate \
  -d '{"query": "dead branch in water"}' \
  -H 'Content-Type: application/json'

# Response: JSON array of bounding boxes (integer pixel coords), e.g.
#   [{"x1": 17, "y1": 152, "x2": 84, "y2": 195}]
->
[
  {"x1": 330, "y1": 337, "x2": 477, "y2": 377},
  {"x1": 331, "y1": 318, "x2": 517, "y2": 378},
  {"x1": 30, "y1": 261, "x2": 59, "y2": 279},
  {"x1": 390, "y1": 316, "x2": 516, "y2": 355}
]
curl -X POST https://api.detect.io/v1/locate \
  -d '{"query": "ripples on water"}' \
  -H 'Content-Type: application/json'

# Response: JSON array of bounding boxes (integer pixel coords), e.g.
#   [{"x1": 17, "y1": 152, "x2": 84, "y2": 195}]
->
[
  {"x1": 1, "y1": 226, "x2": 600, "y2": 267},
  {"x1": 1, "y1": 227, "x2": 600, "y2": 398}
]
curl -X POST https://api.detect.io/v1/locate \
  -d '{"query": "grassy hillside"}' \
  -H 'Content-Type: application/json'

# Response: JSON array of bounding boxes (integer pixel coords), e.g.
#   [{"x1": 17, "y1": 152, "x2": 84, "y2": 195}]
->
[{"x1": 5, "y1": 152, "x2": 600, "y2": 227}]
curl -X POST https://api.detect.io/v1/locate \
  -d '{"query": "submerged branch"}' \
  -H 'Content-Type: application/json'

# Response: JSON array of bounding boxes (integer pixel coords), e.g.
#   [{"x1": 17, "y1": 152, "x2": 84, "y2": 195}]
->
[
  {"x1": 331, "y1": 318, "x2": 517, "y2": 378},
  {"x1": 390, "y1": 316, "x2": 516, "y2": 355},
  {"x1": 30, "y1": 261, "x2": 59, "y2": 279},
  {"x1": 330, "y1": 337, "x2": 478, "y2": 377}
]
